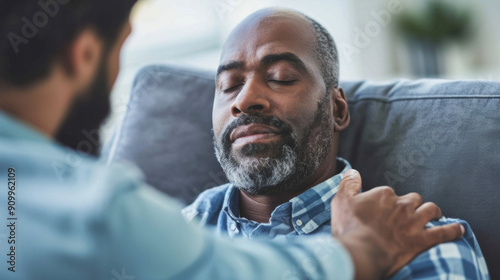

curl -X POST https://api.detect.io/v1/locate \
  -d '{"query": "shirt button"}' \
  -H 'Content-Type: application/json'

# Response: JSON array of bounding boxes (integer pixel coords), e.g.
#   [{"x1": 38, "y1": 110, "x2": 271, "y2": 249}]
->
[
  {"x1": 295, "y1": 219, "x2": 303, "y2": 226},
  {"x1": 230, "y1": 224, "x2": 237, "y2": 231}
]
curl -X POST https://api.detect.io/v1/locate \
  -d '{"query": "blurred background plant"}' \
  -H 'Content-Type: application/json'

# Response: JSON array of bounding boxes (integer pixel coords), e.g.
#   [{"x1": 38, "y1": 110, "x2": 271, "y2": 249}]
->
[{"x1": 395, "y1": 0, "x2": 473, "y2": 77}]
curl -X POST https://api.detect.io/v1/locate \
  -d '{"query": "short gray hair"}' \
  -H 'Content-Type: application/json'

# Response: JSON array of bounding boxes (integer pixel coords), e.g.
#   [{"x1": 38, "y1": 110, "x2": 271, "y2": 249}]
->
[{"x1": 303, "y1": 15, "x2": 339, "y2": 89}]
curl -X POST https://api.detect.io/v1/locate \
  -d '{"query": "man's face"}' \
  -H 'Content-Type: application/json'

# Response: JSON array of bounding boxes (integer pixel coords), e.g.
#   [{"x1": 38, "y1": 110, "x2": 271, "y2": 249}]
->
[
  {"x1": 213, "y1": 13, "x2": 335, "y2": 195},
  {"x1": 55, "y1": 22, "x2": 132, "y2": 155}
]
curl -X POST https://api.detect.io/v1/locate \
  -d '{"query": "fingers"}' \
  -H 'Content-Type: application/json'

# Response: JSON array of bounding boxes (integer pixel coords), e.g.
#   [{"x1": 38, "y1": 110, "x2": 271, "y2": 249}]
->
[
  {"x1": 398, "y1": 192, "x2": 424, "y2": 210},
  {"x1": 415, "y1": 202, "x2": 442, "y2": 226},
  {"x1": 338, "y1": 169, "x2": 362, "y2": 197},
  {"x1": 423, "y1": 223, "x2": 465, "y2": 248}
]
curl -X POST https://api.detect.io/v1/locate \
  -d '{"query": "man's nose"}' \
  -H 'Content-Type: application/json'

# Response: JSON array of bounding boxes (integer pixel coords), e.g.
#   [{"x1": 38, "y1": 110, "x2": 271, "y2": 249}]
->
[{"x1": 230, "y1": 78, "x2": 271, "y2": 117}]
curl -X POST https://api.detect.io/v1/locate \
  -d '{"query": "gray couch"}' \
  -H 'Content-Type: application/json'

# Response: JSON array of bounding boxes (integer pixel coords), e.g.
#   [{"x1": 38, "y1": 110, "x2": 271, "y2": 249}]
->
[{"x1": 103, "y1": 64, "x2": 500, "y2": 277}]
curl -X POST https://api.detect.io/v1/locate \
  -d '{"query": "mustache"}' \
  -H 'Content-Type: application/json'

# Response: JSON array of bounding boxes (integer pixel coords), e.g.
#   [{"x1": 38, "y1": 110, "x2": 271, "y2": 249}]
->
[{"x1": 219, "y1": 115, "x2": 292, "y2": 147}]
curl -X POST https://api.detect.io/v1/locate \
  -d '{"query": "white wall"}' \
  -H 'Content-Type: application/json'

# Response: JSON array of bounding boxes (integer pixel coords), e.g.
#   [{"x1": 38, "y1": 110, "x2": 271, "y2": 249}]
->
[{"x1": 101, "y1": 0, "x2": 500, "y2": 142}]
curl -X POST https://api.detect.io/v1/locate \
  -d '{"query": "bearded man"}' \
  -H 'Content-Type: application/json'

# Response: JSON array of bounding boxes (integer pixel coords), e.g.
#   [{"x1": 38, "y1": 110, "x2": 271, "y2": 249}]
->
[{"x1": 183, "y1": 8, "x2": 489, "y2": 279}]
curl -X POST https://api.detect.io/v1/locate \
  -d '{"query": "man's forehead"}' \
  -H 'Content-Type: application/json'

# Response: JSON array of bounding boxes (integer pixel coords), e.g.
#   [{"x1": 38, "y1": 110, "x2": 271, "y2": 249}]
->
[{"x1": 220, "y1": 11, "x2": 316, "y2": 67}]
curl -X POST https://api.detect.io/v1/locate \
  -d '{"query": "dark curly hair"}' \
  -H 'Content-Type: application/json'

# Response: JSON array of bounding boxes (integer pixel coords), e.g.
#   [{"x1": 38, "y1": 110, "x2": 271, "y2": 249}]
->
[{"x1": 0, "y1": 0, "x2": 138, "y2": 87}]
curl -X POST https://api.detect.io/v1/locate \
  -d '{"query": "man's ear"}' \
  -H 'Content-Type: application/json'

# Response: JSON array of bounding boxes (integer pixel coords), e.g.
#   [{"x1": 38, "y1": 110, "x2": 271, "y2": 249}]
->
[
  {"x1": 329, "y1": 87, "x2": 350, "y2": 132},
  {"x1": 61, "y1": 29, "x2": 103, "y2": 94}
]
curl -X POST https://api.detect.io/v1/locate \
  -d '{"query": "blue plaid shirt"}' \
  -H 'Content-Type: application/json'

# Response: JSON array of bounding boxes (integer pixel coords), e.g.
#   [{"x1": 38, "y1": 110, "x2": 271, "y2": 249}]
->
[{"x1": 183, "y1": 157, "x2": 490, "y2": 279}]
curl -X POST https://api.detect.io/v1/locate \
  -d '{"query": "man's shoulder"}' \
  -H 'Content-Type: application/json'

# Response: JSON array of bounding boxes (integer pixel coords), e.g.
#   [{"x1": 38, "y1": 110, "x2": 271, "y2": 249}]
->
[
  {"x1": 1, "y1": 137, "x2": 147, "y2": 215},
  {"x1": 426, "y1": 217, "x2": 476, "y2": 241},
  {"x1": 182, "y1": 183, "x2": 232, "y2": 222},
  {"x1": 1, "y1": 135, "x2": 144, "y2": 186},
  {"x1": 391, "y1": 216, "x2": 489, "y2": 279},
  {"x1": 427, "y1": 217, "x2": 486, "y2": 257}
]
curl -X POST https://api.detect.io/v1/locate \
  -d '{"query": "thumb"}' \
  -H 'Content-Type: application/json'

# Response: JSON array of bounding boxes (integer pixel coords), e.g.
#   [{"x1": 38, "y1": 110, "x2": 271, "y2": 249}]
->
[{"x1": 338, "y1": 169, "x2": 362, "y2": 197}]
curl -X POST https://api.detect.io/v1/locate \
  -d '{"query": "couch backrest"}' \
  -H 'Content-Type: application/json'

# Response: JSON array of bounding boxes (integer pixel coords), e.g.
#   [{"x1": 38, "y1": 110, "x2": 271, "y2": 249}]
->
[{"x1": 103, "y1": 64, "x2": 500, "y2": 277}]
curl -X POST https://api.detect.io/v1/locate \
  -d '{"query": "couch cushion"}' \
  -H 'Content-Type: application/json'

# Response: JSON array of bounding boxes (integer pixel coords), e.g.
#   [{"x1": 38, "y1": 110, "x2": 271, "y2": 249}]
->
[
  {"x1": 103, "y1": 65, "x2": 226, "y2": 202},
  {"x1": 103, "y1": 65, "x2": 499, "y2": 277},
  {"x1": 338, "y1": 79, "x2": 500, "y2": 278}
]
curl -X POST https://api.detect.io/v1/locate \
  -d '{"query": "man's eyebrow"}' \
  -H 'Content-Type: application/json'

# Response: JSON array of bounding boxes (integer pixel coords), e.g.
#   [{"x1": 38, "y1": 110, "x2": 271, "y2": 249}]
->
[
  {"x1": 216, "y1": 61, "x2": 244, "y2": 78},
  {"x1": 261, "y1": 52, "x2": 307, "y2": 73},
  {"x1": 215, "y1": 53, "x2": 307, "y2": 78}
]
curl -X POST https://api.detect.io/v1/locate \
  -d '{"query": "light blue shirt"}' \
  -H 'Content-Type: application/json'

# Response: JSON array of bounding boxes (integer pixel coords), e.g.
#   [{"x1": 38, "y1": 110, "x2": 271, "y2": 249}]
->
[{"x1": 0, "y1": 110, "x2": 354, "y2": 280}]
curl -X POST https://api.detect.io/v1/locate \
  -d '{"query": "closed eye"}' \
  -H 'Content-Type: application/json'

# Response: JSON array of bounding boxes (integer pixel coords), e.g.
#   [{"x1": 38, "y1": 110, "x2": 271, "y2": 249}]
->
[
  {"x1": 222, "y1": 84, "x2": 243, "y2": 93},
  {"x1": 269, "y1": 80, "x2": 298, "y2": 85}
]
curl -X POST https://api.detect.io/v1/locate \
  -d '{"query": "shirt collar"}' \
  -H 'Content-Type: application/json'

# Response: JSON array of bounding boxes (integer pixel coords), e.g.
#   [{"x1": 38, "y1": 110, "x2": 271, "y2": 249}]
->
[
  {"x1": 0, "y1": 110, "x2": 53, "y2": 143},
  {"x1": 222, "y1": 157, "x2": 352, "y2": 234},
  {"x1": 223, "y1": 183, "x2": 240, "y2": 221},
  {"x1": 290, "y1": 157, "x2": 351, "y2": 234}
]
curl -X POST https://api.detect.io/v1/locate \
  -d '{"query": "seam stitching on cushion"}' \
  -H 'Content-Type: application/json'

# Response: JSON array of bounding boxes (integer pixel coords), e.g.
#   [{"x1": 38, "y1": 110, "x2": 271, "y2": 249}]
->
[
  {"x1": 348, "y1": 95, "x2": 500, "y2": 104},
  {"x1": 107, "y1": 65, "x2": 215, "y2": 163},
  {"x1": 138, "y1": 64, "x2": 215, "y2": 82}
]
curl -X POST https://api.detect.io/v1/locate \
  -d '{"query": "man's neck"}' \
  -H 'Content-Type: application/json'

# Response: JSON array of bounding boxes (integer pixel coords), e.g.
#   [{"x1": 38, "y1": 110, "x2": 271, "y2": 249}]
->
[
  {"x1": 0, "y1": 76, "x2": 72, "y2": 138},
  {"x1": 239, "y1": 190, "x2": 297, "y2": 223},
  {"x1": 238, "y1": 153, "x2": 338, "y2": 223}
]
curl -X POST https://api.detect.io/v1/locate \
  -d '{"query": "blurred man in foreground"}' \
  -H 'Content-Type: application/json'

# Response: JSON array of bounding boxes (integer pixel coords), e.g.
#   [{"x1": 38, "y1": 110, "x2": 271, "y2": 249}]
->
[{"x1": 0, "y1": 1, "x2": 465, "y2": 279}]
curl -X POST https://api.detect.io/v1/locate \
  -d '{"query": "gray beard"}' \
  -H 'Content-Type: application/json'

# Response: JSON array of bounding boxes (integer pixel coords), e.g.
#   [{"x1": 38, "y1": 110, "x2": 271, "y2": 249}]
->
[
  {"x1": 218, "y1": 144, "x2": 298, "y2": 195},
  {"x1": 214, "y1": 97, "x2": 333, "y2": 196}
]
